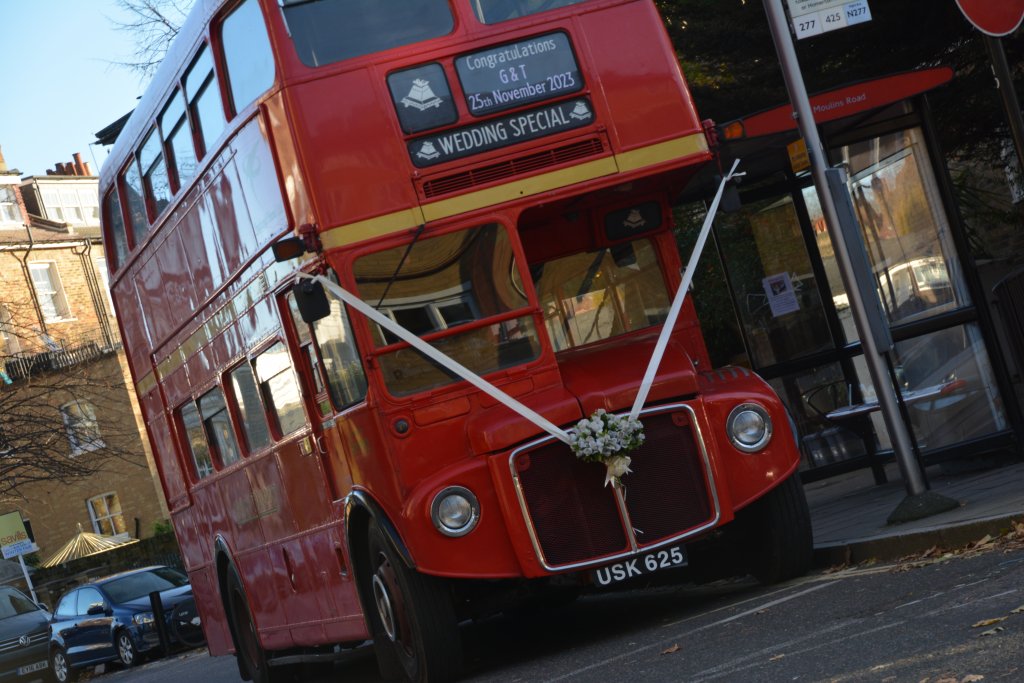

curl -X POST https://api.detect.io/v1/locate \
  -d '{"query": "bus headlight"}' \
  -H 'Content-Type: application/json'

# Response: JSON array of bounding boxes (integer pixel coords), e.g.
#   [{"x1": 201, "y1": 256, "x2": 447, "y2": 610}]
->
[
  {"x1": 430, "y1": 487, "x2": 480, "y2": 537},
  {"x1": 727, "y1": 403, "x2": 772, "y2": 453}
]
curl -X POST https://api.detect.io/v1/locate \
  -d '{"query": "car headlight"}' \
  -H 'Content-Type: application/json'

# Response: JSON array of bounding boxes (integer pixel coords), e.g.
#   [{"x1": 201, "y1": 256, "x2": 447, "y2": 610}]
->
[
  {"x1": 132, "y1": 612, "x2": 155, "y2": 626},
  {"x1": 430, "y1": 487, "x2": 480, "y2": 537},
  {"x1": 727, "y1": 403, "x2": 772, "y2": 452}
]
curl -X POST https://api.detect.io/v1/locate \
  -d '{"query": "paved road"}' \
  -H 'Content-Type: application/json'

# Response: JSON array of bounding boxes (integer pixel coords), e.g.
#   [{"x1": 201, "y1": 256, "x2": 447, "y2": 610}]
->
[{"x1": 100, "y1": 545, "x2": 1024, "y2": 682}]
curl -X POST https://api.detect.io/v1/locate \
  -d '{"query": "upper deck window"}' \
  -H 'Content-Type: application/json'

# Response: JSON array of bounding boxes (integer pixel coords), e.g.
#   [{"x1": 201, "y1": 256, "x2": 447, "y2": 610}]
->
[
  {"x1": 222, "y1": 0, "x2": 275, "y2": 114},
  {"x1": 103, "y1": 190, "x2": 130, "y2": 269},
  {"x1": 139, "y1": 127, "x2": 172, "y2": 219},
  {"x1": 185, "y1": 46, "x2": 227, "y2": 156},
  {"x1": 353, "y1": 223, "x2": 541, "y2": 396},
  {"x1": 281, "y1": 0, "x2": 454, "y2": 67},
  {"x1": 121, "y1": 162, "x2": 149, "y2": 245},
  {"x1": 472, "y1": 0, "x2": 589, "y2": 24},
  {"x1": 160, "y1": 91, "x2": 198, "y2": 189}
]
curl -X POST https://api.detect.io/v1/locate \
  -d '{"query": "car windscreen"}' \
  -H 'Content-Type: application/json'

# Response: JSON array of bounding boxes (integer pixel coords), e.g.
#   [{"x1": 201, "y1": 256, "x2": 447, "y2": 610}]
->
[
  {"x1": 101, "y1": 568, "x2": 189, "y2": 603},
  {"x1": 0, "y1": 587, "x2": 39, "y2": 619}
]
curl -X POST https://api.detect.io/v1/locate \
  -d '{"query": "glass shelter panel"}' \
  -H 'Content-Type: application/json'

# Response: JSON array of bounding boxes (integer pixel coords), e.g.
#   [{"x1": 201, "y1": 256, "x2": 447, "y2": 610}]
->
[{"x1": 715, "y1": 196, "x2": 834, "y2": 368}]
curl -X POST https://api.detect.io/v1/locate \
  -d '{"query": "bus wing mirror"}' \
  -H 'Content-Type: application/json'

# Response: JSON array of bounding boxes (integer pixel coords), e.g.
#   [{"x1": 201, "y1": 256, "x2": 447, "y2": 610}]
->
[
  {"x1": 273, "y1": 238, "x2": 306, "y2": 262},
  {"x1": 292, "y1": 280, "x2": 331, "y2": 323}
]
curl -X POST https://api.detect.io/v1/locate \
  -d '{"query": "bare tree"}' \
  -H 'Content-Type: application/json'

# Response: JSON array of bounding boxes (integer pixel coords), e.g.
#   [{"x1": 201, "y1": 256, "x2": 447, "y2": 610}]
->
[
  {"x1": 108, "y1": 0, "x2": 195, "y2": 79},
  {"x1": 0, "y1": 310, "x2": 150, "y2": 502}
]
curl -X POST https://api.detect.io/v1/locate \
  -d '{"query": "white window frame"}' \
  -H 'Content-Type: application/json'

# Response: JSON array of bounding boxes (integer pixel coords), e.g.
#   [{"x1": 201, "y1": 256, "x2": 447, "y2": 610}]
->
[
  {"x1": 0, "y1": 186, "x2": 20, "y2": 225},
  {"x1": 29, "y1": 262, "x2": 72, "y2": 322},
  {"x1": 86, "y1": 492, "x2": 126, "y2": 536},
  {"x1": 0, "y1": 305, "x2": 18, "y2": 355},
  {"x1": 61, "y1": 400, "x2": 105, "y2": 456}
]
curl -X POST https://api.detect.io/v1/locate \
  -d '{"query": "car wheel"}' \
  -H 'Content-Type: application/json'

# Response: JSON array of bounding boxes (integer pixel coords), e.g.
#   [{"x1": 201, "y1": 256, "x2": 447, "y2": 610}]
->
[
  {"x1": 51, "y1": 648, "x2": 77, "y2": 683},
  {"x1": 116, "y1": 630, "x2": 140, "y2": 667},
  {"x1": 359, "y1": 519, "x2": 463, "y2": 683}
]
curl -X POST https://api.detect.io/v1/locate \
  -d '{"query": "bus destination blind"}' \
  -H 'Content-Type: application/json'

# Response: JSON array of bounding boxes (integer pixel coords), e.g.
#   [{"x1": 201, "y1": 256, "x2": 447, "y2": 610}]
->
[
  {"x1": 455, "y1": 33, "x2": 583, "y2": 117},
  {"x1": 407, "y1": 98, "x2": 594, "y2": 168}
]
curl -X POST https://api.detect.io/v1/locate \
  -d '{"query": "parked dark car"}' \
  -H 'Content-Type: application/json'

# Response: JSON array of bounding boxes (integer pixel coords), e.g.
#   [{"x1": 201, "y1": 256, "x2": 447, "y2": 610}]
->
[
  {"x1": 0, "y1": 586, "x2": 50, "y2": 682},
  {"x1": 49, "y1": 566, "x2": 202, "y2": 682}
]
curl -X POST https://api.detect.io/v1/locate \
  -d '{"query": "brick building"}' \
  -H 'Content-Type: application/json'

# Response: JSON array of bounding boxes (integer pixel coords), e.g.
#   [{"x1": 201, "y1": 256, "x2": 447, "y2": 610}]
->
[{"x1": 0, "y1": 146, "x2": 168, "y2": 562}]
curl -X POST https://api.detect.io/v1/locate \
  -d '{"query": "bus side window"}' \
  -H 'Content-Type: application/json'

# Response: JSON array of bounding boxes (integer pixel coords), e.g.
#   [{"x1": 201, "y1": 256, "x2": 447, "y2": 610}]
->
[
  {"x1": 253, "y1": 341, "x2": 306, "y2": 437},
  {"x1": 311, "y1": 297, "x2": 368, "y2": 410},
  {"x1": 159, "y1": 90, "x2": 198, "y2": 191},
  {"x1": 229, "y1": 360, "x2": 273, "y2": 453},
  {"x1": 185, "y1": 45, "x2": 226, "y2": 158},
  {"x1": 179, "y1": 401, "x2": 214, "y2": 479},
  {"x1": 103, "y1": 189, "x2": 130, "y2": 269},
  {"x1": 121, "y1": 161, "x2": 149, "y2": 246},
  {"x1": 199, "y1": 387, "x2": 242, "y2": 467},
  {"x1": 221, "y1": 0, "x2": 275, "y2": 116},
  {"x1": 139, "y1": 126, "x2": 172, "y2": 220}
]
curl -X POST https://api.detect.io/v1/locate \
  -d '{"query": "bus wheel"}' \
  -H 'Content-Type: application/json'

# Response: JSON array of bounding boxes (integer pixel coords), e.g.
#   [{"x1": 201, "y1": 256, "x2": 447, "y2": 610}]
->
[
  {"x1": 226, "y1": 565, "x2": 296, "y2": 683},
  {"x1": 740, "y1": 472, "x2": 813, "y2": 584},
  {"x1": 363, "y1": 520, "x2": 462, "y2": 683}
]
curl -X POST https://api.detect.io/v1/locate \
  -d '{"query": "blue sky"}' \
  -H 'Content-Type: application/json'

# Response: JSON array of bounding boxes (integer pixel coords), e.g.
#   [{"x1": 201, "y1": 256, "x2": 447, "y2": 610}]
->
[{"x1": 0, "y1": 1, "x2": 153, "y2": 178}]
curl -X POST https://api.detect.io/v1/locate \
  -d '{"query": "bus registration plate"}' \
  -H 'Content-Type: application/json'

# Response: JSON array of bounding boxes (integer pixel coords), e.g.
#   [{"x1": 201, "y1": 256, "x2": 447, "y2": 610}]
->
[{"x1": 591, "y1": 546, "x2": 687, "y2": 586}]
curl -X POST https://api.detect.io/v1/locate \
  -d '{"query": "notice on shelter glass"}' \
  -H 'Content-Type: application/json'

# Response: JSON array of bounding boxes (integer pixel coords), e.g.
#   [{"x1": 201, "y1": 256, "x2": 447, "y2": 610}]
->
[{"x1": 763, "y1": 273, "x2": 801, "y2": 318}]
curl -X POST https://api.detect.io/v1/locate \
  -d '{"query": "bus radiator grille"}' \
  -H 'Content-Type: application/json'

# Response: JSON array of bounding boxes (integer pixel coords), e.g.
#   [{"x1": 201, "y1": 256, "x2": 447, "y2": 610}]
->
[
  {"x1": 421, "y1": 139, "x2": 605, "y2": 199},
  {"x1": 514, "y1": 411, "x2": 712, "y2": 568}
]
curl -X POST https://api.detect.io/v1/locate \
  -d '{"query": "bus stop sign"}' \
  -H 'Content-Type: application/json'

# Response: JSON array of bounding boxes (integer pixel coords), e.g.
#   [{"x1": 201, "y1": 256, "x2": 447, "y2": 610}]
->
[{"x1": 955, "y1": 0, "x2": 1024, "y2": 36}]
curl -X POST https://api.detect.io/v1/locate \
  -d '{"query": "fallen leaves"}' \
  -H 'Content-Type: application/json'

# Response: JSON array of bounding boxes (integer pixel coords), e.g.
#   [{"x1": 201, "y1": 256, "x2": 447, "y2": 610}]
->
[
  {"x1": 661, "y1": 644, "x2": 680, "y2": 655},
  {"x1": 971, "y1": 617, "x2": 1007, "y2": 628}
]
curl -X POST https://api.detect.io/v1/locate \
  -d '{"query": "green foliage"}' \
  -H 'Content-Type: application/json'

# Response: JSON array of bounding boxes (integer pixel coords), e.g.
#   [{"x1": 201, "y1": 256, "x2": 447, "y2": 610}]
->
[{"x1": 152, "y1": 519, "x2": 174, "y2": 536}]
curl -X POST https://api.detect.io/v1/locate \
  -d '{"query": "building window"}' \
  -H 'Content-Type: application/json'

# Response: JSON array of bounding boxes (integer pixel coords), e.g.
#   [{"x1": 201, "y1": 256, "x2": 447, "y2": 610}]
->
[
  {"x1": 0, "y1": 186, "x2": 20, "y2": 224},
  {"x1": 0, "y1": 305, "x2": 18, "y2": 355},
  {"x1": 29, "y1": 262, "x2": 72, "y2": 322},
  {"x1": 61, "y1": 400, "x2": 105, "y2": 455},
  {"x1": 39, "y1": 187, "x2": 98, "y2": 225},
  {"x1": 87, "y1": 492, "x2": 127, "y2": 536}
]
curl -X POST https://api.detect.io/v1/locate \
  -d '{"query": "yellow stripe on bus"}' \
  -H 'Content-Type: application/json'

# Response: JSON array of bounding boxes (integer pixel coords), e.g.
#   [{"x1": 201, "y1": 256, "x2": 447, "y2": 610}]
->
[{"x1": 320, "y1": 132, "x2": 707, "y2": 249}]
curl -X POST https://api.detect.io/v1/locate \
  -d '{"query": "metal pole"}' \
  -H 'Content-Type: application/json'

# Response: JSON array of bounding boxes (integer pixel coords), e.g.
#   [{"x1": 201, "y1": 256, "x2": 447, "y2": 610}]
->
[
  {"x1": 18, "y1": 554, "x2": 38, "y2": 604},
  {"x1": 984, "y1": 34, "x2": 1024, "y2": 178},
  {"x1": 760, "y1": 0, "x2": 934, "y2": 499}
]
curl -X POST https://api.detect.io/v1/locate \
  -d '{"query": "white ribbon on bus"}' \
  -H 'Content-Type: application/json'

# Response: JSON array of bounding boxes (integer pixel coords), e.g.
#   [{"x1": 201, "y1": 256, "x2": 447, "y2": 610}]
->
[{"x1": 298, "y1": 159, "x2": 741, "y2": 446}]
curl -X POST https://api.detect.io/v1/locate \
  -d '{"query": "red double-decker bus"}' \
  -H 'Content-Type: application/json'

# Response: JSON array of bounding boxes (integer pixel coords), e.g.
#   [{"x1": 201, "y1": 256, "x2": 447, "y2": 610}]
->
[{"x1": 98, "y1": 1, "x2": 812, "y2": 681}]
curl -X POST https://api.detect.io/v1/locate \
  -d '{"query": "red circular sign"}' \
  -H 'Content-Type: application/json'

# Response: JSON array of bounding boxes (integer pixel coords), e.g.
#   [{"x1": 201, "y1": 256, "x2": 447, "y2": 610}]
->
[{"x1": 955, "y1": 0, "x2": 1024, "y2": 36}]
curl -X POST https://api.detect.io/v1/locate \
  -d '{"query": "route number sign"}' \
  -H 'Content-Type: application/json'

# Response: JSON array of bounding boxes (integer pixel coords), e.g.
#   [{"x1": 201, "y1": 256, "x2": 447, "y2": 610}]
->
[{"x1": 787, "y1": 0, "x2": 872, "y2": 40}]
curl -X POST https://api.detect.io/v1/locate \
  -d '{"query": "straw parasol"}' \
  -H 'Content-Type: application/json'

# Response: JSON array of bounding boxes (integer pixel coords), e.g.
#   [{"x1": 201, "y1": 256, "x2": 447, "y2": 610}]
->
[{"x1": 41, "y1": 523, "x2": 139, "y2": 568}]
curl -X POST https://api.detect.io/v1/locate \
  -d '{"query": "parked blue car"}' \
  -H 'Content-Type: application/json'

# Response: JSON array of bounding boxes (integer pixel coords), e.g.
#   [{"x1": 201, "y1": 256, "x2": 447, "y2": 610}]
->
[{"x1": 49, "y1": 566, "x2": 202, "y2": 682}]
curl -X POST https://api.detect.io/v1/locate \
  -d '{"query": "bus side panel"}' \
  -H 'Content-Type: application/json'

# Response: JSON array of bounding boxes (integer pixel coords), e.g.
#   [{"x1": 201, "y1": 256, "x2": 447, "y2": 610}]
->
[
  {"x1": 143, "y1": 407, "x2": 189, "y2": 511},
  {"x1": 210, "y1": 159, "x2": 259, "y2": 276},
  {"x1": 263, "y1": 93, "x2": 314, "y2": 228},
  {"x1": 178, "y1": 189, "x2": 218, "y2": 303},
  {"x1": 230, "y1": 116, "x2": 290, "y2": 245},
  {"x1": 188, "y1": 562, "x2": 234, "y2": 656},
  {"x1": 286, "y1": 69, "x2": 421, "y2": 230},
  {"x1": 111, "y1": 276, "x2": 152, "y2": 381},
  {"x1": 579, "y1": 2, "x2": 703, "y2": 152}
]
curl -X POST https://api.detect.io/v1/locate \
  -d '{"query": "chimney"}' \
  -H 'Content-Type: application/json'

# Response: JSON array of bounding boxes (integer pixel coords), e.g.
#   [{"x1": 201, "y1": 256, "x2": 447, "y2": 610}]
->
[
  {"x1": 0, "y1": 145, "x2": 7, "y2": 172},
  {"x1": 73, "y1": 153, "x2": 86, "y2": 176},
  {"x1": 83, "y1": 161, "x2": 94, "y2": 176}
]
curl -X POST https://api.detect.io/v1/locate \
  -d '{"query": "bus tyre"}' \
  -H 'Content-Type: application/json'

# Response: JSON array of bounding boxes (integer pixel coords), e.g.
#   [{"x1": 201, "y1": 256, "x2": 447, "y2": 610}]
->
[
  {"x1": 226, "y1": 565, "x2": 296, "y2": 683},
  {"x1": 363, "y1": 520, "x2": 462, "y2": 683},
  {"x1": 740, "y1": 472, "x2": 813, "y2": 584}
]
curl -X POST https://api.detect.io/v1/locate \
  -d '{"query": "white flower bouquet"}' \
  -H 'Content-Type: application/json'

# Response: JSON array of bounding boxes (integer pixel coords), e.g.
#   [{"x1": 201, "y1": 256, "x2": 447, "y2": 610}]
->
[{"x1": 568, "y1": 409, "x2": 645, "y2": 487}]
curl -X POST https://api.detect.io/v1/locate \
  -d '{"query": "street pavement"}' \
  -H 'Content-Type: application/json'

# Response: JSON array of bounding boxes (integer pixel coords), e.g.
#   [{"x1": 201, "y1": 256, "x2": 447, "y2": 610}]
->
[{"x1": 807, "y1": 457, "x2": 1024, "y2": 566}]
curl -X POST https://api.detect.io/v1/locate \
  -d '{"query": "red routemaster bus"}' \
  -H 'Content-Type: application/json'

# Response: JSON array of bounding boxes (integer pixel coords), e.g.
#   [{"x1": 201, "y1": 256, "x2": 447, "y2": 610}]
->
[{"x1": 97, "y1": 1, "x2": 812, "y2": 681}]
